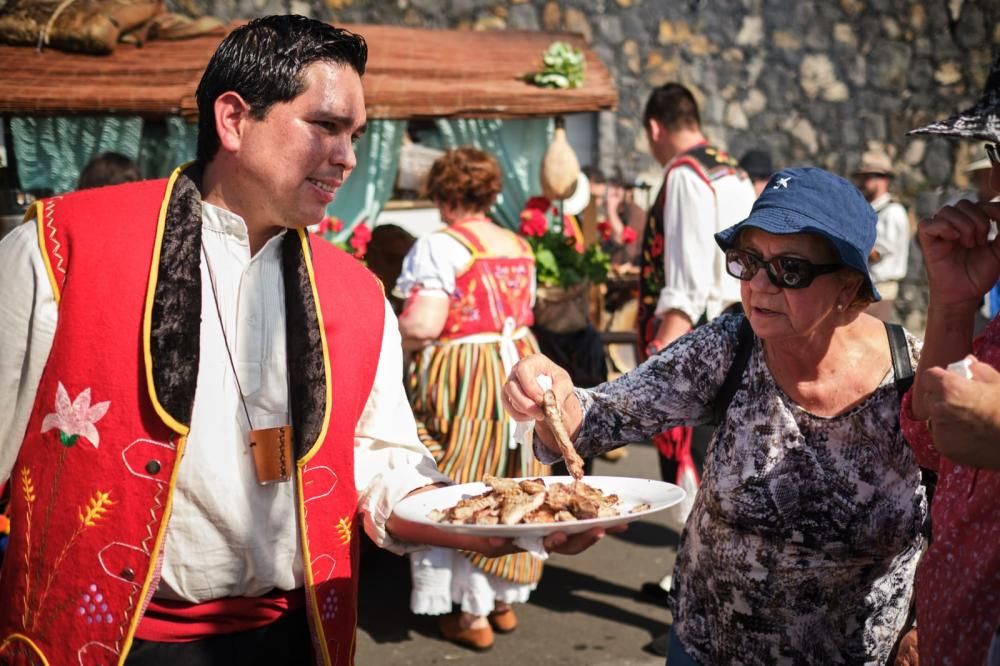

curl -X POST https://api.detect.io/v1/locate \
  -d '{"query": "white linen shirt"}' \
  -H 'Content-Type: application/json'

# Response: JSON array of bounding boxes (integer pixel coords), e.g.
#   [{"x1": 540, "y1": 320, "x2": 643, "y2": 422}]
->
[
  {"x1": 0, "y1": 202, "x2": 448, "y2": 603},
  {"x1": 655, "y1": 162, "x2": 754, "y2": 323},
  {"x1": 868, "y1": 192, "x2": 910, "y2": 284}
]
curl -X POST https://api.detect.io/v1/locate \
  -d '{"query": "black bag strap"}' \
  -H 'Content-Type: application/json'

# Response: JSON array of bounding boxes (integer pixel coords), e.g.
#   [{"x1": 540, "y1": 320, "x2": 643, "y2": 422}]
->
[
  {"x1": 885, "y1": 321, "x2": 937, "y2": 518},
  {"x1": 713, "y1": 316, "x2": 754, "y2": 424},
  {"x1": 885, "y1": 322, "x2": 914, "y2": 399}
]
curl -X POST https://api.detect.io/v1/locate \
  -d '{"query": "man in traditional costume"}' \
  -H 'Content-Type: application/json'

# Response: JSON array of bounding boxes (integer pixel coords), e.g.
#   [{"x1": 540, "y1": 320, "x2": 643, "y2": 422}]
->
[
  {"x1": 635, "y1": 85, "x2": 755, "y2": 618},
  {"x1": 0, "y1": 16, "x2": 601, "y2": 666}
]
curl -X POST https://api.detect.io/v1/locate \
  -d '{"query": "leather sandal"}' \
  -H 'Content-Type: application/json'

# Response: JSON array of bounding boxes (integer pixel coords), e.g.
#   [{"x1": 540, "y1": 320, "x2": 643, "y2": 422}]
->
[
  {"x1": 487, "y1": 607, "x2": 517, "y2": 633},
  {"x1": 439, "y1": 613, "x2": 494, "y2": 651}
]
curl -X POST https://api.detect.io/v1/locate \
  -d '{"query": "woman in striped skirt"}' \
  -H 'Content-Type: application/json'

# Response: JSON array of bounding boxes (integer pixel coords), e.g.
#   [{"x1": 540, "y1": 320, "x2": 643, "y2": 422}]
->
[{"x1": 396, "y1": 147, "x2": 546, "y2": 651}]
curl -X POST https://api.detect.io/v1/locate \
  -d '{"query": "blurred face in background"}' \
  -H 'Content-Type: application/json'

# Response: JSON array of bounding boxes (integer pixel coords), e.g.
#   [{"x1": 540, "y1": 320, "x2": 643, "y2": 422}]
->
[{"x1": 853, "y1": 173, "x2": 891, "y2": 202}]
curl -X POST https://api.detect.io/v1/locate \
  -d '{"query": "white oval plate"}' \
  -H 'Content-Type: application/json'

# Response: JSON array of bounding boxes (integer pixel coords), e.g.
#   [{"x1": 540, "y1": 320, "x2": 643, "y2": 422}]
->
[{"x1": 392, "y1": 476, "x2": 686, "y2": 538}]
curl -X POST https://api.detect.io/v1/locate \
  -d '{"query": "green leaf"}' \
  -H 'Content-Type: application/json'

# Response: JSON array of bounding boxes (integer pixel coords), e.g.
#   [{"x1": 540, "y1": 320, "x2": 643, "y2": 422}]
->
[{"x1": 59, "y1": 431, "x2": 79, "y2": 447}]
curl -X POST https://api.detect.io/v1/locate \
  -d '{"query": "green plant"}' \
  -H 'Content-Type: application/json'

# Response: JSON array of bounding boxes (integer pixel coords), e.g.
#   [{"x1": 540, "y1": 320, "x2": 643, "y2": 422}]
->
[
  {"x1": 519, "y1": 197, "x2": 609, "y2": 288},
  {"x1": 532, "y1": 41, "x2": 585, "y2": 89}
]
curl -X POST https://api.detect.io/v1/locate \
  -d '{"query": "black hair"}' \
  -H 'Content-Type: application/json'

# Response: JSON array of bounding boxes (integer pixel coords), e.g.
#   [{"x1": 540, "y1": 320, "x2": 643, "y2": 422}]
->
[
  {"x1": 195, "y1": 15, "x2": 368, "y2": 164},
  {"x1": 77, "y1": 152, "x2": 142, "y2": 190},
  {"x1": 581, "y1": 165, "x2": 607, "y2": 185},
  {"x1": 642, "y1": 82, "x2": 700, "y2": 132}
]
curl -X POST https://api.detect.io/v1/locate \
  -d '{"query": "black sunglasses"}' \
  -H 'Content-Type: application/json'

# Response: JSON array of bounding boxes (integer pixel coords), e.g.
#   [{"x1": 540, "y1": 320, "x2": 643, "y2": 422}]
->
[
  {"x1": 725, "y1": 248, "x2": 841, "y2": 289},
  {"x1": 986, "y1": 143, "x2": 1000, "y2": 167}
]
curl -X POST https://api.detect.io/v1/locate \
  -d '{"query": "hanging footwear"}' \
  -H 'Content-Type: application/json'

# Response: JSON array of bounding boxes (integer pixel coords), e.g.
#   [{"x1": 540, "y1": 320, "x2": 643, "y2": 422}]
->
[
  {"x1": 487, "y1": 607, "x2": 517, "y2": 633},
  {"x1": 439, "y1": 612, "x2": 495, "y2": 651}
]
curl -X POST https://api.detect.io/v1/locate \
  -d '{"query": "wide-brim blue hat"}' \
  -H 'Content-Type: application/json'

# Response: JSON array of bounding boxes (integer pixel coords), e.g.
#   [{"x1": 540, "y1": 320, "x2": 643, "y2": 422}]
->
[{"x1": 715, "y1": 166, "x2": 881, "y2": 301}]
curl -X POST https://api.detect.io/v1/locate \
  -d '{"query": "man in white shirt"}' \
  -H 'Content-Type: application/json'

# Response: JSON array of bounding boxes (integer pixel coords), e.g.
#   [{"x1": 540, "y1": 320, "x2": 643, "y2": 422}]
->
[
  {"x1": 0, "y1": 16, "x2": 602, "y2": 666},
  {"x1": 634, "y1": 83, "x2": 755, "y2": 622},
  {"x1": 852, "y1": 150, "x2": 911, "y2": 322}
]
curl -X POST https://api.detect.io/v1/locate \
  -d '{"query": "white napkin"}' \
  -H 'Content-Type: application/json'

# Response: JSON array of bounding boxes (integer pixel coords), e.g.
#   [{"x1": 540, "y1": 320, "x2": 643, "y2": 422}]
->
[
  {"x1": 514, "y1": 536, "x2": 549, "y2": 560},
  {"x1": 947, "y1": 357, "x2": 974, "y2": 379},
  {"x1": 512, "y1": 374, "x2": 554, "y2": 449}
]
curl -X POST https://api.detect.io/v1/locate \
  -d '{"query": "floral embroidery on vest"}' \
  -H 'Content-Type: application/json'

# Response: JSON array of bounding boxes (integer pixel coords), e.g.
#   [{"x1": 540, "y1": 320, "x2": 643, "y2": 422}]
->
[
  {"x1": 20, "y1": 383, "x2": 114, "y2": 634},
  {"x1": 41, "y1": 383, "x2": 111, "y2": 448}
]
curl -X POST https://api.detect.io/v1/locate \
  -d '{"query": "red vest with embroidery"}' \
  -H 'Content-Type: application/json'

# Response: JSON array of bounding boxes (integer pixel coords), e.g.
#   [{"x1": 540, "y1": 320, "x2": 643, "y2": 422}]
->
[
  {"x1": 439, "y1": 222, "x2": 535, "y2": 339},
  {"x1": 0, "y1": 171, "x2": 383, "y2": 666}
]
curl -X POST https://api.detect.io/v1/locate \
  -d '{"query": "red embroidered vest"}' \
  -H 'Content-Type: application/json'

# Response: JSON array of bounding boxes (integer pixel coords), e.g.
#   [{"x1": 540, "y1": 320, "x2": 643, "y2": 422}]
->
[
  {"x1": 439, "y1": 223, "x2": 535, "y2": 339},
  {"x1": 0, "y1": 167, "x2": 384, "y2": 666}
]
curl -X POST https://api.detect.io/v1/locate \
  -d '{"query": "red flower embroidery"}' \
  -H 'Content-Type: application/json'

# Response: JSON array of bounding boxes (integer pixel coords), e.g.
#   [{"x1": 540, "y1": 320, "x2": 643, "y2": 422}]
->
[
  {"x1": 650, "y1": 235, "x2": 664, "y2": 257},
  {"x1": 621, "y1": 227, "x2": 638, "y2": 244}
]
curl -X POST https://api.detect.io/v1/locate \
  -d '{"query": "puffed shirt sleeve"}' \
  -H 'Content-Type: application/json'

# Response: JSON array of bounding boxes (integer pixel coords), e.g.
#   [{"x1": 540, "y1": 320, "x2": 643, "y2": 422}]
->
[
  {"x1": 354, "y1": 300, "x2": 453, "y2": 554},
  {"x1": 393, "y1": 233, "x2": 470, "y2": 298},
  {"x1": 655, "y1": 166, "x2": 718, "y2": 322},
  {"x1": 0, "y1": 221, "x2": 58, "y2": 485}
]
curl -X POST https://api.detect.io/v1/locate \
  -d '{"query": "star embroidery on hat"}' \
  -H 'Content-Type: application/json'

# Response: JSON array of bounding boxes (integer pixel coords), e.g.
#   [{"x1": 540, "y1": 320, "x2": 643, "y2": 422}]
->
[{"x1": 773, "y1": 176, "x2": 792, "y2": 189}]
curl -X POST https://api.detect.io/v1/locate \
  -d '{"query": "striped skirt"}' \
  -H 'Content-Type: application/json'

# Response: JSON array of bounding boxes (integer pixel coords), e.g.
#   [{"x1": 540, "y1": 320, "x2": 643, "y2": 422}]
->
[{"x1": 408, "y1": 333, "x2": 547, "y2": 585}]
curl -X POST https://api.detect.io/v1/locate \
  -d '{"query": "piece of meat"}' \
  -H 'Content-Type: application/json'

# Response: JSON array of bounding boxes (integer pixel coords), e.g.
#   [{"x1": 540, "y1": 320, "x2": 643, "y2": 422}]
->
[
  {"x1": 523, "y1": 507, "x2": 557, "y2": 524},
  {"x1": 485, "y1": 474, "x2": 525, "y2": 499},
  {"x1": 519, "y1": 478, "x2": 546, "y2": 495},
  {"x1": 500, "y1": 491, "x2": 547, "y2": 525},
  {"x1": 543, "y1": 389, "x2": 585, "y2": 480},
  {"x1": 448, "y1": 491, "x2": 498, "y2": 523}
]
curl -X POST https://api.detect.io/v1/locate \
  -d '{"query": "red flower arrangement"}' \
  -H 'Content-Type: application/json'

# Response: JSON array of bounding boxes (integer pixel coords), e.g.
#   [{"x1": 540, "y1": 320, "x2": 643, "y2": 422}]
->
[
  {"x1": 313, "y1": 216, "x2": 371, "y2": 261},
  {"x1": 517, "y1": 196, "x2": 609, "y2": 288}
]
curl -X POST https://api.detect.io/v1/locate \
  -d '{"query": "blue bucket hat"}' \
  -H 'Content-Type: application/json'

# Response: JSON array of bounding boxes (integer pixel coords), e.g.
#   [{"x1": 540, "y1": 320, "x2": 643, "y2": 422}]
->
[{"x1": 714, "y1": 166, "x2": 880, "y2": 301}]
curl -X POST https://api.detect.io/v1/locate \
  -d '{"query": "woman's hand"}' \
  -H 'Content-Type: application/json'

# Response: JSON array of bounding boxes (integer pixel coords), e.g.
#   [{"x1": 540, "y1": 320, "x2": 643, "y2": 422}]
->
[
  {"x1": 917, "y1": 200, "x2": 1000, "y2": 309},
  {"x1": 502, "y1": 354, "x2": 582, "y2": 451},
  {"x1": 920, "y1": 357, "x2": 1000, "y2": 470}
]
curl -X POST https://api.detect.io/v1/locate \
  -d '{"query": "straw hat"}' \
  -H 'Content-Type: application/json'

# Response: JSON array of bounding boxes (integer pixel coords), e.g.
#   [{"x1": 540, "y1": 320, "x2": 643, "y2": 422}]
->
[
  {"x1": 852, "y1": 150, "x2": 895, "y2": 177},
  {"x1": 908, "y1": 54, "x2": 1000, "y2": 142}
]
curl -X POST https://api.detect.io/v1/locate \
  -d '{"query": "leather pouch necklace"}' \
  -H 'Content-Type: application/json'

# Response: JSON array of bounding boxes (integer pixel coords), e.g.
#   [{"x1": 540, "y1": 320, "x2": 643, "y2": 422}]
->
[{"x1": 202, "y1": 243, "x2": 293, "y2": 485}]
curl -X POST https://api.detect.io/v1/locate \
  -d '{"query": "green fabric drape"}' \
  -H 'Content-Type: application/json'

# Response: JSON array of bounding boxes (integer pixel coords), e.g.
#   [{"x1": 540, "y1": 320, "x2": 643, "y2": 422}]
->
[
  {"x1": 430, "y1": 118, "x2": 554, "y2": 230},
  {"x1": 326, "y1": 119, "x2": 404, "y2": 239},
  {"x1": 138, "y1": 117, "x2": 198, "y2": 179},
  {"x1": 11, "y1": 116, "x2": 143, "y2": 194}
]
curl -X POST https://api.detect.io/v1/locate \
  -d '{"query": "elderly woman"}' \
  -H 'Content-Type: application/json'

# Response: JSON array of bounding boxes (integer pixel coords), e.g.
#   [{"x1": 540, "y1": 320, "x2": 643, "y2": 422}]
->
[
  {"x1": 395, "y1": 147, "x2": 545, "y2": 651},
  {"x1": 503, "y1": 167, "x2": 926, "y2": 664}
]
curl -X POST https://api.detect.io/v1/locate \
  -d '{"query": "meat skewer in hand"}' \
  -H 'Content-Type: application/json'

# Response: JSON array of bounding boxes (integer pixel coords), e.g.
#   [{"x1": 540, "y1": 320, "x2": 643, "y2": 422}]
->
[{"x1": 541, "y1": 385, "x2": 585, "y2": 481}]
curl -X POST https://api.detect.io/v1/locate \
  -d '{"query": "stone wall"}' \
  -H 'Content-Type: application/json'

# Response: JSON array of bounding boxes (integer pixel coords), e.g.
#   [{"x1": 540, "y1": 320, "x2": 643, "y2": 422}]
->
[
  {"x1": 196, "y1": 0, "x2": 1000, "y2": 330},
  {"x1": 198, "y1": 0, "x2": 1000, "y2": 198}
]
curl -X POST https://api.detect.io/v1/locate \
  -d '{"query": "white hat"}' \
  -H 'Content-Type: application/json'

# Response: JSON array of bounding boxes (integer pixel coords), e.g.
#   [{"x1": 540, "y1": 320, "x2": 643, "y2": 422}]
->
[{"x1": 561, "y1": 171, "x2": 591, "y2": 216}]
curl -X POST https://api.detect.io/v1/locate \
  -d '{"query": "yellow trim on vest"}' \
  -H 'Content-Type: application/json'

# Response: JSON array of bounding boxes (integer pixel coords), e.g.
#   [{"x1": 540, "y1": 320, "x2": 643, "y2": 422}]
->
[
  {"x1": 295, "y1": 468, "x2": 333, "y2": 666},
  {"x1": 29, "y1": 201, "x2": 62, "y2": 305},
  {"x1": 117, "y1": 432, "x2": 190, "y2": 665},
  {"x1": 142, "y1": 165, "x2": 190, "y2": 437},
  {"x1": 296, "y1": 228, "x2": 333, "y2": 465},
  {"x1": 0, "y1": 632, "x2": 50, "y2": 664}
]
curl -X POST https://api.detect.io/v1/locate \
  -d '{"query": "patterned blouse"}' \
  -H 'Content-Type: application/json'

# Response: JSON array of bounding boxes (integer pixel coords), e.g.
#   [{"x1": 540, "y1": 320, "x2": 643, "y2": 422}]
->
[{"x1": 572, "y1": 314, "x2": 927, "y2": 664}]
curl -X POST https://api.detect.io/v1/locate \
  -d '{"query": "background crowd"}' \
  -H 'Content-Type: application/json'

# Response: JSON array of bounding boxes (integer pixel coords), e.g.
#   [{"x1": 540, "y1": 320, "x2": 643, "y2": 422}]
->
[{"x1": 0, "y1": 12, "x2": 997, "y2": 666}]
